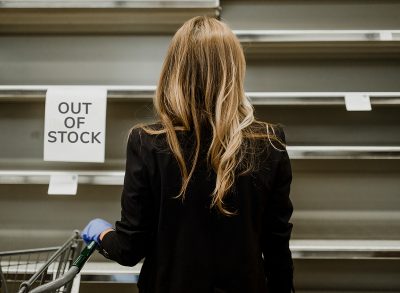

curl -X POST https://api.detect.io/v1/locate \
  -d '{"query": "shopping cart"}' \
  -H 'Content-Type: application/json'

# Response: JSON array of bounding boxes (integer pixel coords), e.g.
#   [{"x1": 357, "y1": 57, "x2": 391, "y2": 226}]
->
[{"x1": 0, "y1": 230, "x2": 96, "y2": 293}]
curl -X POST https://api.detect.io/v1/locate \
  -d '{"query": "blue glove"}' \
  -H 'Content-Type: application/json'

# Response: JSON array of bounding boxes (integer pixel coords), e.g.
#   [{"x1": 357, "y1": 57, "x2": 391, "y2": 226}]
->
[{"x1": 81, "y1": 218, "x2": 113, "y2": 245}]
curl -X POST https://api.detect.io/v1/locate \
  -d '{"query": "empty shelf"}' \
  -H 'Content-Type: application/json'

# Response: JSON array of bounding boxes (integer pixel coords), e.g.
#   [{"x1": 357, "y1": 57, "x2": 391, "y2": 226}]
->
[
  {"x1": 1, "y1": 146, "x2": 399, "y2": 184},
  {"x1": 48, "y1": 239, "x2": 400, "y2": 283},
  {"x1": 2, "y1": 240, "x2": 398, "y2": 286},
  {"x1": 56, "y1": 240, "x2": 400, "y2": 283},
  {"x1": 1, "y1": 86, "x2": 400, "y2": 106},
  {"x1": 0, "y1": 0, "x2": 220, "y2": 34},
  {"x1": 236, "y1": 30, "x2": 400, "y2": 59}
]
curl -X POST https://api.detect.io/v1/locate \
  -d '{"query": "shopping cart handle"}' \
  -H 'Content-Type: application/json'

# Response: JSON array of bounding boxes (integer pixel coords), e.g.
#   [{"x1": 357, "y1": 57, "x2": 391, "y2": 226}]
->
[
  {"x1": 72, "y1": 240, "x2": 97, "y2": 272},
  {"x1": 27, "y1": 241, "x2": 97, "y2": 293}
]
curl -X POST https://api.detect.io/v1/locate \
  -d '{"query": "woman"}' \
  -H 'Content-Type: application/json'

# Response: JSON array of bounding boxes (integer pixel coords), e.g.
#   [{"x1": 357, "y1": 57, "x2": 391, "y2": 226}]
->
[{"x1": 82, "y1": 15, "x2": 295, "y2": 293}]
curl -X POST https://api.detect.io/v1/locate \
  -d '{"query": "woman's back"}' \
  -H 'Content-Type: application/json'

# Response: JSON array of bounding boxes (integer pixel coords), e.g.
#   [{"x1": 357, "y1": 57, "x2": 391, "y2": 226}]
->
[
  {"x1": 83, "y1": 15, "x2": 295, "y2": 293},
  {"x1": 99, "y1": 122, "x2": 295, "y2": 293}
]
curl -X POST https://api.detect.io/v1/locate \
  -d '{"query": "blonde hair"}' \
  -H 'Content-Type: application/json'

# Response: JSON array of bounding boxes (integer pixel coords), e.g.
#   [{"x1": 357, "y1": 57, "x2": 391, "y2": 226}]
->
[{"x1": 132, "y1": 16, "x2": 285, "y2": 215}]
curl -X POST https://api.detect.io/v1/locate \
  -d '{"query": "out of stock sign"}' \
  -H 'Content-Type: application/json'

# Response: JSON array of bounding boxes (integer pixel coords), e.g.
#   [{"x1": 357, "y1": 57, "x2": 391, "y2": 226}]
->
[{"x1": 44, "y1": 87, "x2": 107, "y2": 163}]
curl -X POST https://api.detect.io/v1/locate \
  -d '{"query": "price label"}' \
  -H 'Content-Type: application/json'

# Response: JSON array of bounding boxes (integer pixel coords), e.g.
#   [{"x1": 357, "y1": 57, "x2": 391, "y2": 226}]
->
[{"x1": 344, "y1": 94, "x2": 372, "y2": 111}]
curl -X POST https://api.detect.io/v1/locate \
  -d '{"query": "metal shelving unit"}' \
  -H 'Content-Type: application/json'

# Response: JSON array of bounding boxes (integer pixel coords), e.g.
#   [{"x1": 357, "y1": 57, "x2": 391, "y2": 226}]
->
[{"x1": 1, "y1": 1, "x2": 400, "y2": 292}]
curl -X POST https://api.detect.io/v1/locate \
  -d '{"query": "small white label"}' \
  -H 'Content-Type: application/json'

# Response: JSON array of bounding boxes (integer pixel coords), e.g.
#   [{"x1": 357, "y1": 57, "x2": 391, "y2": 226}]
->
[
  {"x1": 380, "y1": 31, "x2": 393, "y2": 41},
  {"x1": 344, "y1": 94, "x2": 372, "y2": 111},
  {"x1": 48, "y1": 174, "x2": 78, "y2": 195},
  {"x1": 44, "y1": 86, "x2": 107, "y2": 162}
]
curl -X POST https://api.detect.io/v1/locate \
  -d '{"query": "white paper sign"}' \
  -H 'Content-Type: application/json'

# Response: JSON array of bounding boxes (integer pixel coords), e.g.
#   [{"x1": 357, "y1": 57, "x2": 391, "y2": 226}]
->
[
  {"x1": 48, "y1": 174, "x2": 78, "y2": 195},
  {"x1": 44, "y1": 87, "x2": 107, "y2": 162},
  {"x1": 344, "y1": 94, "x2": 372, "y2": 111}
]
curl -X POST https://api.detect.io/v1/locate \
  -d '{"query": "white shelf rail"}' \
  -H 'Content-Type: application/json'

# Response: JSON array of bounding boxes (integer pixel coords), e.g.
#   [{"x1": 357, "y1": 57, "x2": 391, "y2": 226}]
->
[
  {"x1": 288, "y1": 146, "x2": 400, "y2": 159},
  {"x1": 0, "y1": 0, "x2": 220, "y2": 34},
  {"x1": 1, "y1": 86, "x2": 400, "y2": 106},
  {"x1": 234, "y1": 30, "x2": 400, "y2": 42},
  {"x1": 291, "y1": 239, "x2": 400, "y2": 260},
  {"x1": 0, "y1": 170, "x2": 124, "y2": 185},
  {"x1": 235, "y1": 30, "x2": 400, "y2": 59},
  {"x1": 247, "y1": 92, "x2": 400, "y2": 106}
]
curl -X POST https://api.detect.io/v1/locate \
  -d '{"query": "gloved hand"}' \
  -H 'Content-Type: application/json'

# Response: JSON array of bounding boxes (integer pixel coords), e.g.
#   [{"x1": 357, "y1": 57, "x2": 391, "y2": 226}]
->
[{"x1": 81, "y1": 218, "x2": 113, "y2": 245}]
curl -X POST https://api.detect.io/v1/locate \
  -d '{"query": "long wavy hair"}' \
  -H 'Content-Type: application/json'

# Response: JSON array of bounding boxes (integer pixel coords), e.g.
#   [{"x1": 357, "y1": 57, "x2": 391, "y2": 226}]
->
[{"x1": 133, "y1": 16, "x2": 285, "y2": 216}]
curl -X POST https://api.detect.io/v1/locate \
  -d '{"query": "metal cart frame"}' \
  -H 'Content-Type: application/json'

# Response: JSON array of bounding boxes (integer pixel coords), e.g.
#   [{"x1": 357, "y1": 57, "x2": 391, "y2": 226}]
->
[{"x1": 0, "y1": 231, "x2": 96, "y2": 293}]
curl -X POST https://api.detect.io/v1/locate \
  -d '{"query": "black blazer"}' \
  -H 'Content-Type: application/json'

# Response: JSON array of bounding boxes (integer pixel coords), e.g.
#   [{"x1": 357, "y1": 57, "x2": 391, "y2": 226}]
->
[{"x1": 99, "y1": 122, "x2": 295, "y2": 293}]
